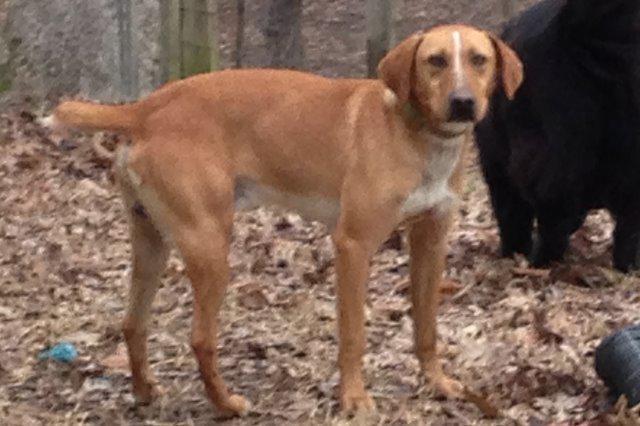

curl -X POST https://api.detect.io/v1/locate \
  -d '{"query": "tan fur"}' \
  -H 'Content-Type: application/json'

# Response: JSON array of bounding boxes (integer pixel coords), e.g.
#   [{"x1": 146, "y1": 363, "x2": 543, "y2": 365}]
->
[
  {"x1": 45, "y1": 25, "x2": 522, "y2": 417},
  {"x1": 50, "y1": 101, "x2": 139, "y2": 133},
  {"x1": 487, "y1": 33, "x2": 524, "y2": 99}
]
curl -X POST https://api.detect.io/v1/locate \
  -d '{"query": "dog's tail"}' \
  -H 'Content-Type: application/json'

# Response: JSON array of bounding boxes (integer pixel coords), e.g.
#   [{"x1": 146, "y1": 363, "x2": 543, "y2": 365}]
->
[{"x1": 41, "y1": 101, "x2": 140, "y2": 135}]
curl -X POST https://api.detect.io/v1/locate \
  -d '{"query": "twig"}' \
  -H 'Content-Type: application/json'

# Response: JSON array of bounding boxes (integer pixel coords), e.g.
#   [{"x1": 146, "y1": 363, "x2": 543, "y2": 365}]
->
[
  {"x1": 91, "y1": 133, "x2": 115, "y2": 163},
  {"x1": 512, "y1": 267, "x2": 550, "y2": 279}
]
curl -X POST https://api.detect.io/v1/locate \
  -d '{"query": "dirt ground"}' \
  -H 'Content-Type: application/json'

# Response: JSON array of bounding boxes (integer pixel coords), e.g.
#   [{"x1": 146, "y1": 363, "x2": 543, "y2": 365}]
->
[{"x1": 2, "y1": 110, "x2": 640, "y2": 426}]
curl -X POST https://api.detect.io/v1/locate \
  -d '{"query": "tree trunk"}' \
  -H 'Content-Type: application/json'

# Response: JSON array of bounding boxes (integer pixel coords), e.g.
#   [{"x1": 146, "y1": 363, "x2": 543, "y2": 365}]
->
[
  {"x1": 116, "y1": 0, "x2": 138, "y2": 99},
  {"x1": 235, "y1": 0, "x2": 245, "y2": 68},
  {"x1": 161, "y1": 0, "x2": 219, "y2": 80},
  {"x1": 264, "y1": 0, "x2": 303, "y2": 69},
  {"x1": 181, "y1": 0, "x2": 220, "y2": 76},
  {"x1": 366, "y1": 0, "x2": 392, "y2": 78},
  {"x1": 160, "y1": 1, "x2": 181, "y2": 81},
  {"x1": 501, "y1": 0, "x2": 514, "y2": 21}
]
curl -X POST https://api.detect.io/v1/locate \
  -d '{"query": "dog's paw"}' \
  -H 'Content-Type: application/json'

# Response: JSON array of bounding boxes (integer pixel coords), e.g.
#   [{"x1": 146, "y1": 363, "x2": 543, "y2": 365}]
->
[
  {"x1": 421, "y1": 365, "x2": 464, "y2": 399},
  {"x1": 340, "y1": 389, "x2": 376, "y2": 413},
  {"x1": 215, "y1": 394, "x2": 250, "y2": 419},
  {"x1": 431, "y1": 374, "x2": 464, "y2": 399},
  {"x1": 132, "y1": 380, "x2": 165, "y2": 405}
]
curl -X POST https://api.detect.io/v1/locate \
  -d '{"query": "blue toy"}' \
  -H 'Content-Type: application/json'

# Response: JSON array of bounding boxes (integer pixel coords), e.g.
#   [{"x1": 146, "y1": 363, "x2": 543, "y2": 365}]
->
[{"x1": 38, "y1": 341, "x2": 78, "y2": 363}]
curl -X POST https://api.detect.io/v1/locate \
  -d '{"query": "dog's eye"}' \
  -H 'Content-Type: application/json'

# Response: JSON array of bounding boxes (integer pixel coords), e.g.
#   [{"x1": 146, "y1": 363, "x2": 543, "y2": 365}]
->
[
  {"x1": 427, "y1": 54, "x2": 448, "y2": 68},
  {"x1": 471, "y1": 53, "x2": 488, "y2": 67}
]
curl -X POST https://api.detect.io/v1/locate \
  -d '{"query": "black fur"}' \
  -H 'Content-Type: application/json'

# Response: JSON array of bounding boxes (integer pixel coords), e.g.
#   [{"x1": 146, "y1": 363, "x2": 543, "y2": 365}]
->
[{"x1": 475, "y1": 0, "x2": 640, "y2": 271}]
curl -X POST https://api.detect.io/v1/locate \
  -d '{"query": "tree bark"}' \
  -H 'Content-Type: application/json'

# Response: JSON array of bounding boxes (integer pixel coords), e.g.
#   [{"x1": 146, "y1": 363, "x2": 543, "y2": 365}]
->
[
  {"x1": 366, "y1": 0, "x2": 392, "y2": 78},
  {"x1": 501, "y1": 0, "x2": 514, "y2": 22},
  {"x1": 264, "y1": 0, "x2": 303, "y2": 69},
  {"x1": 235, "y1": 0, "x2": 245, "y2": 68}
]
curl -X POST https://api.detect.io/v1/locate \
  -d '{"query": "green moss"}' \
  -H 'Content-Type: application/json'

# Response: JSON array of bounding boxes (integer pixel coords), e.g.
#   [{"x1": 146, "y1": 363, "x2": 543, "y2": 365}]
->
[{"x1": 181, "y1": 45, "x2": 211, "y2": 78}]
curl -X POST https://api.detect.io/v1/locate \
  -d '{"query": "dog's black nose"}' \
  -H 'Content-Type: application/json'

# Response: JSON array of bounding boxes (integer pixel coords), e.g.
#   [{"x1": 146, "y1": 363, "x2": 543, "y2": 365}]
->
[{"x1": 448, "y1": 91, "x2": 476, "y2": 122}]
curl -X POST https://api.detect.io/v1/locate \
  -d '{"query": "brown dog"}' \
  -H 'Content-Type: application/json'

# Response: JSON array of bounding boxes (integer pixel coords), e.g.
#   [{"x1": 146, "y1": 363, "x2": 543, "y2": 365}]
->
[{"x1": 43, "y1": 25, "x2": 522, "y2": 417}]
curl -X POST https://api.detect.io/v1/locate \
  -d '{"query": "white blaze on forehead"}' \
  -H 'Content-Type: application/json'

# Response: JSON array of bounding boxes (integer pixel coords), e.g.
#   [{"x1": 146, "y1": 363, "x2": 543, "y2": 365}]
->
[{"x1": 452, "y1": 31, "x2": 465, "y2": 89}]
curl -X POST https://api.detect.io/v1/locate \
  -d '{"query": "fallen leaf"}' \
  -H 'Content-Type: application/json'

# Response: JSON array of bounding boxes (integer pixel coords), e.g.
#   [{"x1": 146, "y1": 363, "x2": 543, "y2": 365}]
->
[
  {"x1": 532, "y1": 309, "x2": 564, "y2": 344},
  {"x1": 440, "y1": 278, "x2": 463, "y2": 295},
  {"x1": 66, "y1": 331, "x2": 102, "y2": 346},
  {"x1": 463, "y1": 386, "x2": 500, "y2": 418},
  {"x1": 100, "y1": 343, "x2": 129, "y2": 371},
  {"x1": 0, "y1": 305, "x2": 16, "y2": 320},
  {"x1": 237, "y1": 282, "x2": 270, "y2": 310}
]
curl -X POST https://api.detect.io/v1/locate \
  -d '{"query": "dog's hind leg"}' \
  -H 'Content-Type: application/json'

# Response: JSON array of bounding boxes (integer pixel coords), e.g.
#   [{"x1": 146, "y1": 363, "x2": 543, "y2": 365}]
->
[
  {"x1": 177, "y1": 214, "x2": 248, "y2": 418},
  {"x1": 606, "y1": 118, "x2": 640, "y2": 272},
  {"x1": 532, "y1": 207, "x2": 585, "y2": 267},
  {"x1": 122, "y1": 130, "x2": 246, "y2": 417},
  {"x1": 122, "y1": 205, "x2": 169, "y2": 404},
  {"x1": 485, "y1": 168, "x2": 535, "y2": 257},
  {"x1": 612, "y1": 212, "x2": 640, "y2": 272},
  {"x1": 476, "y1": 112, "x2": 534, "y2": 257}
]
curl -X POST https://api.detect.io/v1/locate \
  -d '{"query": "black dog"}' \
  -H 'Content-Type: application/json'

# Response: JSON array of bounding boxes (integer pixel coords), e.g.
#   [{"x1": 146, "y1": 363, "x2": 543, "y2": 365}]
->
[{"x1": 475, "y1": 0, "x2": 640, "y2": 271}]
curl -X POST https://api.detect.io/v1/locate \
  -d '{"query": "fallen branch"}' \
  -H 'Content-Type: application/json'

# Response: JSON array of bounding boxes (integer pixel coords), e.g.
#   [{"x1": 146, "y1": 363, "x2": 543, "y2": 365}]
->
[{"x1": 512, "y1": 267, "x2": 550, "y2": 279}]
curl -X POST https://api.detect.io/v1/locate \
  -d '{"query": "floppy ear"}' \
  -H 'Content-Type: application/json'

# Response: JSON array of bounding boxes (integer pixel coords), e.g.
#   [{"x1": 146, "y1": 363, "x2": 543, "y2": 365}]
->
[
  {"x1": 377, "y1": 33, "x2": 424, "y2": 105},
  {"x1": 488, "y1": 33, "x2": 524, "y2": 100}
]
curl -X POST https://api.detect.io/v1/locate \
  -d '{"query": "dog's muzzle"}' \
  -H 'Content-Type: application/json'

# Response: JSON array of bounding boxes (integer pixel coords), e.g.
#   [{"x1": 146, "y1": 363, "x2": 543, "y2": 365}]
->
[{"x1": 448, "y1": 90, "x2": 476, "y2": 122}]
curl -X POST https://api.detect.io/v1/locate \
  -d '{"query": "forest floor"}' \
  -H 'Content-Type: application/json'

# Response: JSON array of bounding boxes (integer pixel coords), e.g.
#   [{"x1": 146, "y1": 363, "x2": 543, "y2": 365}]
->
[{"x1": 2, "y1": 109, "x2": 640, "y2": 425}]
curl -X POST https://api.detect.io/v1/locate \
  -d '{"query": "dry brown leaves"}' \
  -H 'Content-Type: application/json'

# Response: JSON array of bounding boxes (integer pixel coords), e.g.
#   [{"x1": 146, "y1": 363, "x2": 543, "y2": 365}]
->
[{"x1": 2, "y1": 109, "x2": 640, "y2": 425}]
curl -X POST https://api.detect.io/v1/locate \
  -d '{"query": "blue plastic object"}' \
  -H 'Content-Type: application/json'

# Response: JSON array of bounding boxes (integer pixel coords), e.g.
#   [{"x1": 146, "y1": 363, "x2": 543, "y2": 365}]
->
[
  {"x1": 595, "y1": 324, "x2": 640, "y2": 407},
  {"x1": 38, "y1": 341, "x2": 78, "y2": 363}
]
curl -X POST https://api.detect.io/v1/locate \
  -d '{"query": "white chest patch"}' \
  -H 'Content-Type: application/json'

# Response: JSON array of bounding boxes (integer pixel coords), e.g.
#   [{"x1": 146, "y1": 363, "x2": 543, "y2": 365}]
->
[
  {"x1": 235, "y1": 178, "x2": 340, "y2": 228},
  {"x1": 400, "y1": 134, "x2": 464, "y2": 218}
]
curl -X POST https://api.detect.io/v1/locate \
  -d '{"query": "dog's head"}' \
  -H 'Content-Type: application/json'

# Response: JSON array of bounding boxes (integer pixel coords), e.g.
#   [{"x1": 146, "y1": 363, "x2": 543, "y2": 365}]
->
[{"x1": 379, "y1": 25, "x2": 523, "y2": 129}]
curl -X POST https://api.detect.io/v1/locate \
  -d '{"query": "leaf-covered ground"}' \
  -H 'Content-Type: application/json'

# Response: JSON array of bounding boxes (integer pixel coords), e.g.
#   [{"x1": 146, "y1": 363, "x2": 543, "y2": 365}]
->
[{"x1": 2, "y1": 110, "x2": 640, "y2": 425}]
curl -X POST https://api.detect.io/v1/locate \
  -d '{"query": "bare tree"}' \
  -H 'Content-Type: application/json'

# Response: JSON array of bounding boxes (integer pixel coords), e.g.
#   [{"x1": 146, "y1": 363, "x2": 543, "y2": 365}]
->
[
  {"x1": 181, "y1": 0, "x2": 220, "y2": 75},
  {"x1": 160, "y1": 0, "x2": 220, "y2": 81},
  {"x1": 264, "y1": 0, "x2": 303, "y2": 69},
  {"x1": 235, "y1": 0, "x2": 245, "y2": 68},
  {"x1": 160, "y1": 1, "x2": 181, "y2": 81},
  {"x1": 501, "y1": 0, "x2": 515, "y2": 21},
  {"x1": 366, "y1": 0, "x2": 392, "y2": 78},
  {"x1": 116, "y1": 0, "x2": 138, "y2": 99}
]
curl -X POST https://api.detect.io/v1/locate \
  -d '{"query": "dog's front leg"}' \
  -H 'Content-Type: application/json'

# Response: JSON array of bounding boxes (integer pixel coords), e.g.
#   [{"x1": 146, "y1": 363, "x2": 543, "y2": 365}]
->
[
  {"x1": 331, "y1": 189, "x2": 402, "y2": 412},
  {"x1": 333, "y1": 229, "x2": 376, "y2": 413},
  {"x1": 409, "y1": 212, "x2": 463, "y2": 398}
]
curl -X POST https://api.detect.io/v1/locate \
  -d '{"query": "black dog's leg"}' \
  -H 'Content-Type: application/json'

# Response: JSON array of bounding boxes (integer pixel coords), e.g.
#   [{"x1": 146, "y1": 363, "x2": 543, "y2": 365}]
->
[
  {"x1": 605, "y1": 108, "x2": 640, "y2": 272},
  {"x1": 486, "y1": 172, "x2": 535, "y2": 257},
  {"x1": 532, "y1": 208, "x2": 586, "y2": 267},
  {"x1": 612, "y1": 213, "x2": 640, "y2": 272},
  {"x1": 476, "y1": 105, "x2": 535, "y2": 258}
]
